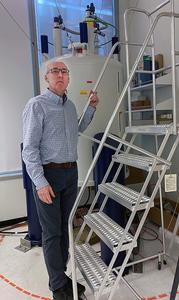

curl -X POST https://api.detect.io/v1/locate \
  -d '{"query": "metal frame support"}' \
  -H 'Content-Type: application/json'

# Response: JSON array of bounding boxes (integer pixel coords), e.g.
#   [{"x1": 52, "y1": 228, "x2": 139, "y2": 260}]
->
[{"x1": 27, "y1": 0, "x2": 40, "y2": 96}]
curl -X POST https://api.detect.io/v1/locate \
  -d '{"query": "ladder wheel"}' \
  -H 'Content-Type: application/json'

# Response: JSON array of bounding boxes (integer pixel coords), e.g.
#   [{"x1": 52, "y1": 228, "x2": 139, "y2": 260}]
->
[
  {"x1": 163, "y1": 259, "x2": 167, "y2": 265},
  {"x1": 158, "y1": 261, "x2": 162, "y2": 270}
]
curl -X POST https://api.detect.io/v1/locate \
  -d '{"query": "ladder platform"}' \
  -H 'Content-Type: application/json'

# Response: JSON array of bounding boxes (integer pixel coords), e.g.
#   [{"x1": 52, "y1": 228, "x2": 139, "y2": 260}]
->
[
  {"x1": 75, "y1": 243, "x2": 116, "y2": 293},
  {"x1": 84, "y1": 212, "x2": 136, "y2": 252},
  {"x1": 113, "y1": 153, "x2": 170, "y2": 171},
  {"x1": 125, "y1": 124, "x2": 174, "y2": 135},
  {"x1": 99, "y1": 182, "x2": 153, "y2": 211}
]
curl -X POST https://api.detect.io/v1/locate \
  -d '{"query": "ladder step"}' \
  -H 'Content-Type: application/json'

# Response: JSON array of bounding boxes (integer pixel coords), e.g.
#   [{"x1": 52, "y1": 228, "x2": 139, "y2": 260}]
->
[
  {"x1": 125, "y1": 124, "x2": 173, "y2": 135},
  {"x1": 99, "y1": 182, "x2": 153, "y2": 211},
  {"x1": 113, "y1": 153, "x2": 170, "y2": 171},
  {"x1": 84, "y1": 212, "x2": 136, "y2": 252},
  {"x1": 75, "y1": 243, "x2": 116, "y2": 293}
]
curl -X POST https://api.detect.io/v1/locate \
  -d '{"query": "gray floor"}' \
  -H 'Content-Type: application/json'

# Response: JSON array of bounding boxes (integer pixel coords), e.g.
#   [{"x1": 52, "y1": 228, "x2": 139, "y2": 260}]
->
[{"x1": 0, "y1": 221, "x2": 178, "y2": 300}]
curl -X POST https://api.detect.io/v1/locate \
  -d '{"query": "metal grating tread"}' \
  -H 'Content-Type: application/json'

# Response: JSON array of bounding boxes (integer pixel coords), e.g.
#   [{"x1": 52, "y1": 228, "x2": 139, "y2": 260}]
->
[
  {"x1": 125, "y1": 124, "x2": 174, "y2": 135},
  {"x1": 75, "y1": 243, "x2": 116, "y2": 292},
  {"x1": 84, "y1": 212, "x2": 136, "y2": 251},
  {"x1": 113, "y1": 153, "x2": 169, "y2": 171},
  {"x1": 99, "y1": 182, "x2": 152, "y2": 211}
]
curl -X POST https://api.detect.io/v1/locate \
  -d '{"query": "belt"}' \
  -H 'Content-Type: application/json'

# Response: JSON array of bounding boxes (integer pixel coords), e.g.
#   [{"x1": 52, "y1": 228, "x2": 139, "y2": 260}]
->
[{"x1": 43, "y1": 162, "x2": 77, "y2": 169}]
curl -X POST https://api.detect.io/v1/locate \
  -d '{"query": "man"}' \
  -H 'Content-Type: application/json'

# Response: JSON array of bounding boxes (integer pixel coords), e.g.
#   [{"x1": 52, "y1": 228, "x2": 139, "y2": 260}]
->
[{"x1": 22, "y1": 59, "x2": 99, "y2": 300}]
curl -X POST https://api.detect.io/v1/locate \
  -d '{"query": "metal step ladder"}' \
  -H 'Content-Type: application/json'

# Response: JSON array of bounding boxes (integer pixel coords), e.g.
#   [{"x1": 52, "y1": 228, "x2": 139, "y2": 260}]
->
[{"x1": 68, "y1": 1, "x2": 179, "y2": 299}]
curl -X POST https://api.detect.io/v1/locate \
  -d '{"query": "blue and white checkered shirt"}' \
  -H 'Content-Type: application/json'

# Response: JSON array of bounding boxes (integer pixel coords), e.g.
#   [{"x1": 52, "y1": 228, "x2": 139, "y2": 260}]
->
[{"x1": 22, "y1": 89, "x2": 95, "y2": 190}]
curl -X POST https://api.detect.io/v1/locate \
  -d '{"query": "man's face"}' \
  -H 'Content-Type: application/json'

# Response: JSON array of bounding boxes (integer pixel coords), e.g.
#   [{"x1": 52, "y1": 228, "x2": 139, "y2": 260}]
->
[{"x1": 45, "y1": 61, "x2": 69, "y2": 96}]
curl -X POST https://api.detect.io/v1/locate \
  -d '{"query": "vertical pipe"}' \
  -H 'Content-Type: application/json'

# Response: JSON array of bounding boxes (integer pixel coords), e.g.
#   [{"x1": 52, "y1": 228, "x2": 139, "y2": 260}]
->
[
  {"x1": 86, "y1": 21, "x2": 95, "y2": 55},
  {"x1": 53, "y1": 17, "x2": 62, "y2": 57},
  {"x1": 150, "y1": 15, "x2": 157, "y2": 125},
  {"x1": 124, "y1": 12, "x2": 132, "y2": 127},
  {"x1": 150, "y1": 10, "x2": 167, "y2": 258},
  {"x1": 27, "y1": 0, "x2": 40, "y2": 96},
  {"x1": 171, "y1": 0, "x2": 177, "y2": 134}
]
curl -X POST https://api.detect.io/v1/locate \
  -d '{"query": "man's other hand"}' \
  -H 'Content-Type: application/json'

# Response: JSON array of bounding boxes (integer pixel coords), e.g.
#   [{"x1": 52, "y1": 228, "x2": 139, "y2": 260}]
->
[{"x1": 37, "y1": 185, "x2": 55, "y2": 204}]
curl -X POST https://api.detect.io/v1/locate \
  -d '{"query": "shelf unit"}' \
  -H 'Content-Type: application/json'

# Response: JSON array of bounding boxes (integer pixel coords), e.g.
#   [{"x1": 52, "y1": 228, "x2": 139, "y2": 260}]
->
[{"x1": 127, "y1": 73, "x2": 173, "y2": 125}]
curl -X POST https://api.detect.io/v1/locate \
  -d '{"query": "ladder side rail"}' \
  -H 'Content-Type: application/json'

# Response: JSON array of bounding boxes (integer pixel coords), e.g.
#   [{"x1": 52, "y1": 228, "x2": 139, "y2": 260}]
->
[
  {"x1": 171, "y1": 0, "x2": 177, "y2": 134},
  {"x1": 109, "y1": 134, "x2": 179, "y2": 300},
  {"x1": 124, "y1": 8, "x2": 150, "y2": 128},
  {"x1": 155, "y1": 127, "x2": 168, "y2": 260},
  {"x1": 150, "y1": 129, "x2": 172, "y2": 258},
  {"x1": 69, "y1": 13, "x2": 172, "y2": 300},
  {"x1": 158, "y1": 168, "x2": 167, "y2": 255},
  {"x1": 155, "y1": 132, "x2": 167, "y2": 256}
]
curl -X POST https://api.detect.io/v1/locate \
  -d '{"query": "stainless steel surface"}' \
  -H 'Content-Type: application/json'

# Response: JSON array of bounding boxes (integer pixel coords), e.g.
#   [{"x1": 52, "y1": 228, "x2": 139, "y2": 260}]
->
[
  {"x1": 75, "y1": 243, "x2": 116, "y2": 293},
  {"x1": 113, "y1": 153, "x2": 171, "y2": 171},
  {"x1": 99, "y1": 182, "x2": 152, "y2": 211},
  {"x1": 84, "y1": 212, "x2": 136, "y2": 251}
]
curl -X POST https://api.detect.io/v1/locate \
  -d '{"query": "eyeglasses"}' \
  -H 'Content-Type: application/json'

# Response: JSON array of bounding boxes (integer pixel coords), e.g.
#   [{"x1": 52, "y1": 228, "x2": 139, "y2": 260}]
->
[{"x1": 47, "y1": 67, "x2": 69, "y2": 75}]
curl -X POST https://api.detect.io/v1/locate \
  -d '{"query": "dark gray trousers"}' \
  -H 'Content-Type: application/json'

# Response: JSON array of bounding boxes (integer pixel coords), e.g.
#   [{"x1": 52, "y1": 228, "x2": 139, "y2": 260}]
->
[{"x1": 33, "y1": 166, "x2": 78, "y2": 292}]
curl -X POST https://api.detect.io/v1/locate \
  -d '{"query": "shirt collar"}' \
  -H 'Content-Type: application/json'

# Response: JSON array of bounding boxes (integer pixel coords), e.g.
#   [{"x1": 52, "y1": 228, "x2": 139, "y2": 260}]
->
[{"x1": 43, "y1": 89, "x2": 67, "y2": 105}]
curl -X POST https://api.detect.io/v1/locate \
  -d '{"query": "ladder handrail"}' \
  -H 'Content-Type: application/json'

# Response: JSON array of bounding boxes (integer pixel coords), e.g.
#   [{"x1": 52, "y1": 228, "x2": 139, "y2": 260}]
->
[{"x1": 68, "y1": 11, "x2": 177, "y2": 300}]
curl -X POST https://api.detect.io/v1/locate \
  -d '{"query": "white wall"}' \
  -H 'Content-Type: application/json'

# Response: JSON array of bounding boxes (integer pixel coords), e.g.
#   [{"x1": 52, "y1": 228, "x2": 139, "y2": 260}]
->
[
  {"x1": 0, "y1": 0, "x2": 34, "y2": 221},
  {"x1": 127, "y1": 0, "x2": 179, "y2": 202}
]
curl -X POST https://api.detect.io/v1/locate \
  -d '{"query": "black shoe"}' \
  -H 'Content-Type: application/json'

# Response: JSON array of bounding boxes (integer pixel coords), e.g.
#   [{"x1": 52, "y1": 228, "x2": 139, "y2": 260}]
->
[
  {"x1": 53, "y1": 283, "x2": 73, "y2": 300},
  {"x1": 67, "y1": 277, "x2": 86, "y2": 296}
]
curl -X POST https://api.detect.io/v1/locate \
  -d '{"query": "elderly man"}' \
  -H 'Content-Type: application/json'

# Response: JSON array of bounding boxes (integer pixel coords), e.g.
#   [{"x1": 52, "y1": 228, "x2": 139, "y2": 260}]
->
[{"x1": 22, "y1": 59, "x2": 99, "y2": 300}]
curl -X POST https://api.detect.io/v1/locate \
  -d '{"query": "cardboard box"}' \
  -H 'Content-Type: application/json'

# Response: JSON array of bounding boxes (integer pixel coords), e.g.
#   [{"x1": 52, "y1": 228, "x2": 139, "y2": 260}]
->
[
  {"x1": 155, "y1": 54, "x2": 164, "y2": 69},
  {"x1": 131, "y1": 99, "x2": 151, "y2": 110},
  {"x1": 148, "y1": 198, "x2": 179, "y2": 235}
]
